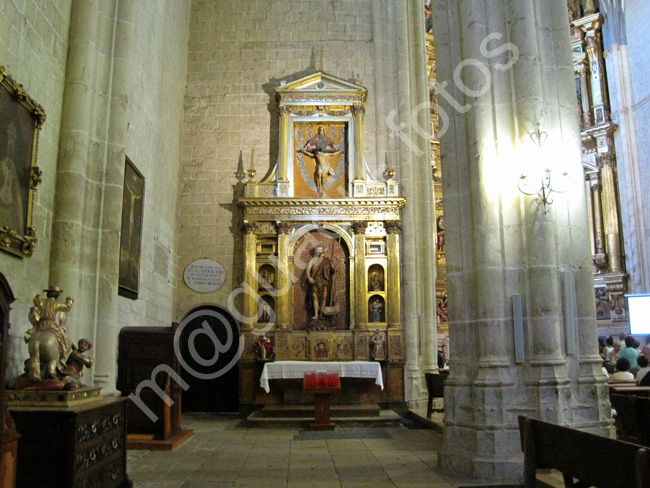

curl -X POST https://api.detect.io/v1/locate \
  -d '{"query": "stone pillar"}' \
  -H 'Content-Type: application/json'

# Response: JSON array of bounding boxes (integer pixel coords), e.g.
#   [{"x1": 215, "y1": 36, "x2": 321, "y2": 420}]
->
[
  {"x1": 391, "y1": 0, "x2": 438, "y2": 407},
  {"x1": 48, "y1": 0, "x2": 134, "y2": 394},
  {"x1": 351, "y1": 222, "x2": 367, "y2": 330},
  {"x1": 242, "y1": 223, "x2": 258, "y2": 329},
  {"x1": 93, "y1": 0, "x2": 136, "y2": 394},
  {"x1": 433, "y1": 0, "x2": 611, "y2": 482},
  {"x1": 600, "y1": 1, "x2": 650, "y2": 292},
  {"x1": 276, "y1": 222, "x2": 292, "y2": 329}
]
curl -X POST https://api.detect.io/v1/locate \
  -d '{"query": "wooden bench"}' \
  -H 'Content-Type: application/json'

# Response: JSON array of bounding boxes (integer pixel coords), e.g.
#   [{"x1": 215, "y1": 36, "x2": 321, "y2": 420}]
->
[
  {"x1": 424, "y1": 371, "x2": 447, "y2": 417},
  {"x1": 518, "y1": 415, "x2": 650, "y2": 487},
  {"x1": 611, "y1": 394, "x2": 650, "y2": 447}
]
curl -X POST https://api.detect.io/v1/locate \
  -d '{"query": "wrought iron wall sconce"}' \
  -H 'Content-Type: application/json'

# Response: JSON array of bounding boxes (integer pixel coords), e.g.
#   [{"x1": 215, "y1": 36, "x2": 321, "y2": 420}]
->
[{"x1": 518, "y1": 125, "x2": 570, "y2": 214}]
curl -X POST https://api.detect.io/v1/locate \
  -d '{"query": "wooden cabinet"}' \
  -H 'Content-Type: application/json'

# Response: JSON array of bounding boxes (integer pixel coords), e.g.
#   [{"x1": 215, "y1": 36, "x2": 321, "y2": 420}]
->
[
  {"x1": 10, "y1": 397, "x2": 131, "y2": 488},
  {"x1": 0, "y1": 273, "x2": 19, "y2": 488}
]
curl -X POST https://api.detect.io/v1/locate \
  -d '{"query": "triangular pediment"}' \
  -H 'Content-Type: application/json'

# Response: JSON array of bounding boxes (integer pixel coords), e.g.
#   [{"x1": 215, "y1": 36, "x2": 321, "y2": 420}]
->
[{"x1": 276, "y1": 71, "x2": 367, "y2": 101}]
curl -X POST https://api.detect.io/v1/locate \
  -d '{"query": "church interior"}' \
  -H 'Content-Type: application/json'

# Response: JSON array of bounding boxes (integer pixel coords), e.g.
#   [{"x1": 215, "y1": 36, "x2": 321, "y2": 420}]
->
[{"x1": 2, "y1": 0, "x2": 650, "y2": 486}]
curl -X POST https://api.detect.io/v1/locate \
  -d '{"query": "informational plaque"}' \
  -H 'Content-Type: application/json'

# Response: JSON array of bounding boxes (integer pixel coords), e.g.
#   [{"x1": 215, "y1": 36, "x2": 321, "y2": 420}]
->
[{"x1": 183, "y1": 259, "x2": 226, "y2": 293}]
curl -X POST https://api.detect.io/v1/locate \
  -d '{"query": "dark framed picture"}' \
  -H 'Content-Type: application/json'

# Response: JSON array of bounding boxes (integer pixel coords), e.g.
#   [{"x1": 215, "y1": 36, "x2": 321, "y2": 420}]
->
[
  {"x1": 118, "y1": 157, "x2": 145, "y2": 299},
  {"x1": 0, "y1": 66, "x2": 45, "y2": 257}
]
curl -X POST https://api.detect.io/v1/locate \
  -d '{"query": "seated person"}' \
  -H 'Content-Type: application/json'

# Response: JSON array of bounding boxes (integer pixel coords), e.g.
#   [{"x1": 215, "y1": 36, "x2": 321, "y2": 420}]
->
[
  {"x1": 636, "y1": 354, "x2": 650, "y2": 384},
  {"x1": 610, "y1": 357, "x2": 635, "y2": 381},
  {"x1": 619, "y1": 335, "x2": 639, "y2": 368}
]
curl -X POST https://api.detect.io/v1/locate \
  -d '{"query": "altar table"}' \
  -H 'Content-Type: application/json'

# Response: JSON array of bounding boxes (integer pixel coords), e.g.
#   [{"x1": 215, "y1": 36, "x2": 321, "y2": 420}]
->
[{"x1": 260, "y1": 361, "x2": 383, "y2": 394}]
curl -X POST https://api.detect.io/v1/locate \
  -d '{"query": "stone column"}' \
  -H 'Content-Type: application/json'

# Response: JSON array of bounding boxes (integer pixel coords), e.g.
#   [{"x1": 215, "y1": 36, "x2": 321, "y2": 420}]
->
[
  {"x1": 276, "y1": 222, "x2": 292, "y2": 329},
  {"x1": 600, "y1": 0, "x2": 649, "y2": 292},
  {"x1": 390, "y1": 0, "x2": 438, "y2": 406},
  {"x1": 351, "y1": 222, "x2": 368, "y2": 330},
  {"x1": 49, "y1": 0, "x2": 134, "y2": 394},
  {"x1": 242, "y1": 223, "x2": 258, "y2": 329},
  {"x1": 93, "y1": 0, "x2": 136, "y2": 394},
  {"x1": 433, "y1": 0, "x2": 611, "y2": 482}
]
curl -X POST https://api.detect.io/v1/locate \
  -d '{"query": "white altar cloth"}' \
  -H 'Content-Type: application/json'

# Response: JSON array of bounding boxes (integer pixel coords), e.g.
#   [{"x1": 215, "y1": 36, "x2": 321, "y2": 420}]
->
[{"x1": 259, "y1": 361, "x2": 383, "y2": 393}]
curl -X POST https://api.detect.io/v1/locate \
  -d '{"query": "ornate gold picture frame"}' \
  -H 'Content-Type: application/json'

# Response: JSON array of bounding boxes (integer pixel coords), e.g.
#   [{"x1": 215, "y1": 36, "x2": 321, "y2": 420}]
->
[{"x1": 0, "y1": 66, "x2": 45, "y2": 258}]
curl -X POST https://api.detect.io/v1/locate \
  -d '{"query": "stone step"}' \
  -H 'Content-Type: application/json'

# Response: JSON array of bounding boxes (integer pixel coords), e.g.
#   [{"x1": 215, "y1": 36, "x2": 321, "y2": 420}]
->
[
  {"x1": 258, "y1": 403, "x2": 381, "y2": 418},
  {"x1": 242, "y1": 408, "x2": 402, "y2": 429}
]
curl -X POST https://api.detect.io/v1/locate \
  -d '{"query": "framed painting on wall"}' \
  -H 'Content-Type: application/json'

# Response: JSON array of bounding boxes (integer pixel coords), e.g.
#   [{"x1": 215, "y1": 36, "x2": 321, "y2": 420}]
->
[
  {"x1": 0, "y1": 66, "x2": 45, "y2": 258},
  {"x1": 118, "y1": 157, "x2": 145, "y2": 299}
]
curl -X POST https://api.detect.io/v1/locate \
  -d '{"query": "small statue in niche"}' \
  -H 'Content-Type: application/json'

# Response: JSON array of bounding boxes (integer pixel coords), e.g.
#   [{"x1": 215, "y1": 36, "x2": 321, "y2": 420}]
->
[
  {"x1": 254, "y1": 333, "x2": 274, "y2": 361},
  {"x1": 370, "y1": 271, "x2": 382, "y2": 291},
  {"x1": 370, "y1": 330, "x2": 386, "y2": 360},
  {"x1": 370, "y1": 298, "x2": 383, "y2": 323},
  {"x1": 436, "y1": 293, "x2": 448, "y2": 324},
  {"x1": 259, "y1": 299, "x2": 272, "y2": 323},
  {"x1": 259, "y1": 268, "x2": 274, "y2": 290}
]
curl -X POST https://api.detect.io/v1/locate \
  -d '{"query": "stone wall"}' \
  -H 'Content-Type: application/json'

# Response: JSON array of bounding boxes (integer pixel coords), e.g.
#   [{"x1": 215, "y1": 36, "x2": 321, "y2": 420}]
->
[
  {"x1": 118, "y1": 0, "x2": 191, "y2": 328},
  {"x1": 177, "y1": 0, "x2": 378, "y2": 320},
  {"x1": 0, "y1": 0, "x2": 72, "y2": 374},
  {"x1": 0, "y1": 1, "x2": 191, "y2": 381}
]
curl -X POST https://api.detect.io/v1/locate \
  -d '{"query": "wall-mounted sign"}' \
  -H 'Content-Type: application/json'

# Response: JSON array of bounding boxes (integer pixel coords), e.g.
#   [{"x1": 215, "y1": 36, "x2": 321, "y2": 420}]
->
[{"x1": 183, "y1": 259, "x2": 226, "y2": 293}]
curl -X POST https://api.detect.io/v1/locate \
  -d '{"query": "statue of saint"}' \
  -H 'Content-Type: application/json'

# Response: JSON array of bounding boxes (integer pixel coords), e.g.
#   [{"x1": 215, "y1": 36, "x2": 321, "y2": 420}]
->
[
  {"x1": 370, "y1": 330, "x2": 385, "y2": 360},
  {"x1": 254, "y1": 333, "x2": 274, "y2": 360},
  {"x1": 306, "y1": 243, "x2": 335, "y2": 320},
  {"x1": 299, "y1": 127, "x2": 341, "y2": 195},
  {"x1": 24, "y1": 285, "x2": 74, "y2": 381}
]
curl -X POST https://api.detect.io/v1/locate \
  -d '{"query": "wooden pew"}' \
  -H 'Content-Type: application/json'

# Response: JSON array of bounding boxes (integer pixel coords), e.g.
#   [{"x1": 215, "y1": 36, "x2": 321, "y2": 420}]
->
[
  {"x1": 518, "y1": 415, "x2": 650, "y2": 488},
  {"x1": 610, "y1": 393, "x2": 640, "y2": 443}
]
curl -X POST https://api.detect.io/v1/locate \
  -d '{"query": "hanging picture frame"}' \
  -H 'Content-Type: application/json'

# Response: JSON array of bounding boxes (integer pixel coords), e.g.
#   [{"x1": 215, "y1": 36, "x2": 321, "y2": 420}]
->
[
  {"x1": 0, "y1": 66, "x2": 45, "y2": 258},
  {"x1": 118, "y1": 157, "x2": 145, "y2": 299}
]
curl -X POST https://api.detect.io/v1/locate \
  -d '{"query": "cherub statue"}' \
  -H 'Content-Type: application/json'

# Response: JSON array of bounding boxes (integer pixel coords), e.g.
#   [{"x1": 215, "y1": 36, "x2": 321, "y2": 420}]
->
[{"x1": 62, "y1": 338, "x2": 94, "y2": 387}]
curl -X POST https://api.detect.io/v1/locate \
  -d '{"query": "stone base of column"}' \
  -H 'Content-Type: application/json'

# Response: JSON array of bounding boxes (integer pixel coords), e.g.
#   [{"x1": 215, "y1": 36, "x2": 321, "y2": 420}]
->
[{"x1": 438, "y1": 448, "x2": 523, "y2": 484}]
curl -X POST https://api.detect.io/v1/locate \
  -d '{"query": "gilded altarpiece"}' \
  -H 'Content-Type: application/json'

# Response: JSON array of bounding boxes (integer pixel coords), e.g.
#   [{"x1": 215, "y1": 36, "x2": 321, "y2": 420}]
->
[
  {"x1": 238, "y1": 72, "x2": 406, "y2": 410},
  {"x1": 569, "y1": 5, "x2": 629, "y2": 335}
]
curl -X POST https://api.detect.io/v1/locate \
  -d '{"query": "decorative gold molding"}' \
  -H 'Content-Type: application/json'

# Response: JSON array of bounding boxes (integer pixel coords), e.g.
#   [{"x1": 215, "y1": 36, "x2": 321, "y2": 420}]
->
[
  {"x1": 239, "y1": 198, "x2": 406, "y2": 220},
  {"x1": 0, "y1": 66, "x2": 46, "y2": 258}
]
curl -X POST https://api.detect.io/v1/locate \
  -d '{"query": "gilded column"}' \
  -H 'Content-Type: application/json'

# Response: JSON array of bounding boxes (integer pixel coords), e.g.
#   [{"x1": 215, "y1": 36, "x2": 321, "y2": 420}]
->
[
  {"x1": 278, "y1": 106, "x2": 290, "y2": 182},
  {"x1": 352, "y1": 222, "x2": 368, "y2": 330},
  {"x1": 243, "y1": 223, "x2": 258, "y2": 329},
  {"x1": 590, "y1": 174, "x2": 607, "y2": 271},
  {"x1": 352, "y1": 104, "x2": 365, "y2": 181},
  {"x1": 276, "y1": 222, "x2": 292, "y2": 329},
  {"x1": 385, "y1": 221, "x2": 402, "y2": 330},
  {"x1": 599, "y1": 154, "x2": 622, "y2": 272}
]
